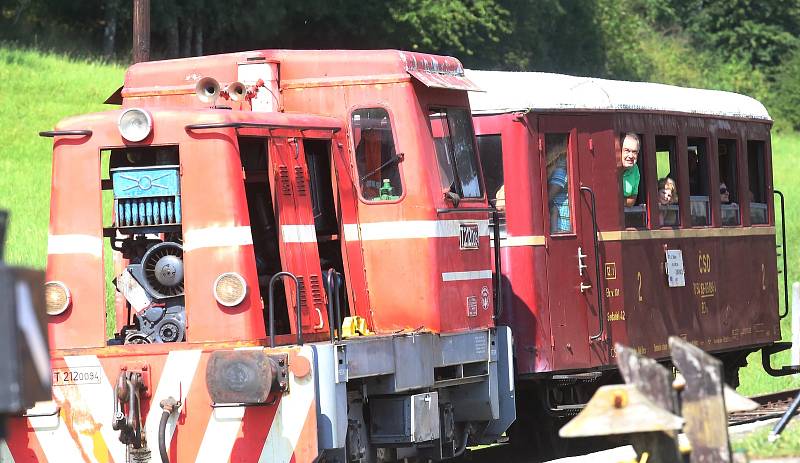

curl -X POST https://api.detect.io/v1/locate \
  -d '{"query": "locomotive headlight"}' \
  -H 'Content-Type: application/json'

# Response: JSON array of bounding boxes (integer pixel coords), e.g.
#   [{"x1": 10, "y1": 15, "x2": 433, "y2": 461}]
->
[
  {"x1": 44, "y1": 281, "x2": 71, "y2": 316},
  {"x1": 214, "y1": 273, "x2": 247, "y2": 307},
  {"x1": 117, "y1": 108, "x2": 152, "y2": 142}
]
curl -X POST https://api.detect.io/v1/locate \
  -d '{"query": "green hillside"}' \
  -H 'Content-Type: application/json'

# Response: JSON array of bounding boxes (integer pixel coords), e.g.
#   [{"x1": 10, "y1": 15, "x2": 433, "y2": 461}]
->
[{"x1": 0, "y1": 47, "x2": 124, "y2": 267}]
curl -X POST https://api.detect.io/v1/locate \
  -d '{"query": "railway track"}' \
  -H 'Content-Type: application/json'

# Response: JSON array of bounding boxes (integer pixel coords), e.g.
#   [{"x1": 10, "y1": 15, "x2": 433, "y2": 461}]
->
[
  {"x1": 728, "y1": 388, "x2": 800, "y2": 426},
  {"x1": 465, "y1": 389, "x2": 800, "y2": 462}
]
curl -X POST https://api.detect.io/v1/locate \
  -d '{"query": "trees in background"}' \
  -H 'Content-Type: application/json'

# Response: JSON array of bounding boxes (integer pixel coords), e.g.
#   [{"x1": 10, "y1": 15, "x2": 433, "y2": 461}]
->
[{"x1": 3, "y1": 0, "x2": 800, "y2": 128}]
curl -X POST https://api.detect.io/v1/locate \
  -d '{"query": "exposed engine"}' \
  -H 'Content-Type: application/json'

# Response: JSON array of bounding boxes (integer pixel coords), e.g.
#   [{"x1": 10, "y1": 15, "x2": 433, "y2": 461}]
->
[{"x1": 109, "y1": 150, "x2": 186, "y2": 344}]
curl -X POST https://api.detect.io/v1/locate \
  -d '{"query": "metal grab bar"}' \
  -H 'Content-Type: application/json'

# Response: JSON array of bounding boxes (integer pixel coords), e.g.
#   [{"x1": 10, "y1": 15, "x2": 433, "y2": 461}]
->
[
  {"x1": 491, "y1": 209, "x2": 503, "y2": 320},
  {"x1": 580, "y1": 185, "x2": 604, "y2": 341},
  {"x1": 775, "y1": 190, "x2": 789, "y2": 319},
  {"x1": 325, "y1": 269, "x2": 343, "y2": 343},
  {"x1": 268, "y1": 272, "x2": 302, "y2": 348}
]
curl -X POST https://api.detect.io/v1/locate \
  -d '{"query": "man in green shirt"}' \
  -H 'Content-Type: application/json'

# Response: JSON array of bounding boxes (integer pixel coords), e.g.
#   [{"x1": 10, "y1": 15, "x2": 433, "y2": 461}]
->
[{"x1": 621, "y1": 133, "x2": 640, "y2": 206}]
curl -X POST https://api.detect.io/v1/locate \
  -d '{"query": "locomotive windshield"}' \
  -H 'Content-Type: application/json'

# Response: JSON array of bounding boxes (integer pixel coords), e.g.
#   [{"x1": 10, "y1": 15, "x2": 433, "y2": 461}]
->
[{"x1": 429, "y1": 107, "x2": 483, "y2": 199}]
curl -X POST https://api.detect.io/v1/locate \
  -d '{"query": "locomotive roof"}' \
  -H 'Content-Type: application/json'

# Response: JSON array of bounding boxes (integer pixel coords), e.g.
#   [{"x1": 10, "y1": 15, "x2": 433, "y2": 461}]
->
[{"x1": 465, "y1": 69, "x2": 771, "y2": 121}]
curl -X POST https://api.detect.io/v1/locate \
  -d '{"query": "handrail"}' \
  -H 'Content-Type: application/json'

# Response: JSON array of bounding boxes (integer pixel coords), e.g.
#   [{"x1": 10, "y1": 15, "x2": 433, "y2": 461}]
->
[
  {"x1": 325, "y1": 268, "x2": 343, "y2": 343},
  {"x1": 580, "y1": 185, "x2": 604, "y2": 341},
  {"x1": 39, "y1": 130, "x2": 92, "y2": 138},
  {"x1": 775, "y1": 190, "x2": 789, "y2": 319},
  {"x1": 185, "y1": 122, "x2": 340, "y2": 133},
  {"x1": 268, "y1": 272, "x2": 302, "y2": 347},
  {"x1": 491, "y1": 209, "x2": 503, "y2": 320}
]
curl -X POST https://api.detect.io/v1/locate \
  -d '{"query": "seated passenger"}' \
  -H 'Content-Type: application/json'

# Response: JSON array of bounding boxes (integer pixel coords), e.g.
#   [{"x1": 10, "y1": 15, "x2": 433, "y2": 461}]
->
[
  {"x1": 547, "y1": 144, "x2": 570, "y2": 233},
  {"x1": 720, "y1": 182, "x2": 735, "y2": 205},
  {"x1": 620, "y1": 133, "x2": 641, "y2": 207},
  {"x1": 658, "y1": 177, "x2": 678, "y2": 226},
  {"x1": 658, "y1": 178, "x2": 674, "y2": 206}
]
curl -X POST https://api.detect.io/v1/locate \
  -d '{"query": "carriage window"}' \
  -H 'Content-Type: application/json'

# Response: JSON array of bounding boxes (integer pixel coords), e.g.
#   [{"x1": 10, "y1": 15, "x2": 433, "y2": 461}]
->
[
  {"x1": 429, "y1": 108, "x2": 483, "y2": 199},
  {"x1": 351, "y1": 108, "x2": 403, "y2": 201},
  {"x1": 478, "y1": 135, "x2": 504, "y2": 208},
  {"x1": 477, "y1": 134, "x2": 506, "y2": 236},
  {"x1": 748, "y1": 140, "x2": 768, "y2": 224},
  {"x1": 718, "y1": 139, "x2": 740, "y2": 226},
  {"x1": 655, "y1": 136, "x2": 679, "y2": 227},
  {"x1": 688, "y1": 138, "x2": 710, "y2": 226},
  {"x1": 622, "y1": 133, "x2": 647, "y2": 229},
  {"x1": 545, "y1": 134, "x2": 572, "y2": 234}
]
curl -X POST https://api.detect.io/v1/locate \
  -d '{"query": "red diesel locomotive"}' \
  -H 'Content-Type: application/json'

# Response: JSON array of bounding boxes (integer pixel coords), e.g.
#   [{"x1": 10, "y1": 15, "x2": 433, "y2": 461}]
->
[
  {"x1": 468, "y1": 69, "x2": 784, "y2": 450},
  {"x1": 3, "y1": 51, "x2": 515, "y2": 463}
]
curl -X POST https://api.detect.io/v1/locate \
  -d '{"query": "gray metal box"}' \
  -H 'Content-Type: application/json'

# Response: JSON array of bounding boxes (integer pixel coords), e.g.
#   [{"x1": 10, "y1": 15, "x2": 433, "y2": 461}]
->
[{"x1": 369, "y1": 392, "x2": 440, "y2": 444}]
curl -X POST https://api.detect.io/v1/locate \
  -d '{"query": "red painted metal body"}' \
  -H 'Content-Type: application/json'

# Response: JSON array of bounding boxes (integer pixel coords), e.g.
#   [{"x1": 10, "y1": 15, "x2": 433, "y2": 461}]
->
[
  {"x1": 7, "y1": 50, "x2": 505, "y2": 462},
  {"x1": 474, "y1": 110, "x2": 780, "y2": 376}
]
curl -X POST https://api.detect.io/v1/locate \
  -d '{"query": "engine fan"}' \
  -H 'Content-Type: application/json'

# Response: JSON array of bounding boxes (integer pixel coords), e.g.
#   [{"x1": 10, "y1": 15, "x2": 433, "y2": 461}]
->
[{"x1": 141, "y1": 242, "x2": 184, "y2": 298}]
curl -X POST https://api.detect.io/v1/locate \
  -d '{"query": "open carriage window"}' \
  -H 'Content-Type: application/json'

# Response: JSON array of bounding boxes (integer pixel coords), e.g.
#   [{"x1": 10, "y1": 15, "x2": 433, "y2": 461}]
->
[
  {"x1": 477, "y1": 134, "x2": 506, "y2": 236},
  {"x1": 718, "y1": 139, "x2": 740, "y2": 226},
  {"x1": 688, "y1": 138, "x2": 710, "y2": 226},
  {"x1": 351, "y1": 108, "x2": 403, "y2": 201},
  {"x1": 545, "y1": 134, "x2": 572, "y2": 234},
  {"x1": 655, "y1": 136, "x2": 680, "y2": 227},
  {"x1": 429, "y1": 107, "x2": 483, "y2": 199},
  {"x1": 622, "y1": 133, "x2": 647, "y2": 229},
  {"x1": 748, "y1": 140, "x2": 768, "y2": 224}
]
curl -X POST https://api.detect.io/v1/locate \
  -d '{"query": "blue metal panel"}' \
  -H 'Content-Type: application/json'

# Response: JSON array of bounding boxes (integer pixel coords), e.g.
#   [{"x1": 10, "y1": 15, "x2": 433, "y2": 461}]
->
[
  {"x1": 111, "y1": 166, "x2": 180, "y2": 199},
  {"x1": 111, "y1": 165, "x2": 182, "y2": 228}
]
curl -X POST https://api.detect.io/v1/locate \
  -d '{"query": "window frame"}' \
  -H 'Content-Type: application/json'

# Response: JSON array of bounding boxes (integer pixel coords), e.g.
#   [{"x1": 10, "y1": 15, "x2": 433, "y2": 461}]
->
[
  {"x1": 427, "y1": 105, "x2": 486, "y2": 202},
  {"x1": 717, "y1": 137, "x2": 741, "y2": 227},
  {"x1": 746, "y1": 138, "x2": 771, "y2": 226},
  {"x1": 652, "y1": 134, "x2": 681, "y2": 229},
  {"x1": 348, "y1": 104, "x2": 407, "y2": 205}
]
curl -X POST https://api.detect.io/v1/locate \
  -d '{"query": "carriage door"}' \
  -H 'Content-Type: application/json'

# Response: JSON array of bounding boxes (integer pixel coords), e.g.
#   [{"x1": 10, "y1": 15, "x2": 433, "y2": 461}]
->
[
  {"x1": 540, "y1": 116, "x2": 601, "y2": 370},
  {"x1": 268, "y1": 136, "x2": 330, "y2": 336}
]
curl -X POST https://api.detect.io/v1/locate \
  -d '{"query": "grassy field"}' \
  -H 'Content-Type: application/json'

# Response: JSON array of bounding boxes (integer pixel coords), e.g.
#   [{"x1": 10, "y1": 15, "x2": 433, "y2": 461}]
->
[
  {"x1": 2, "y1": 45, "x2": 800, "y2": 457},
  {"x1": 0, "y1": 47, "x2": 124, "y2": 268}
]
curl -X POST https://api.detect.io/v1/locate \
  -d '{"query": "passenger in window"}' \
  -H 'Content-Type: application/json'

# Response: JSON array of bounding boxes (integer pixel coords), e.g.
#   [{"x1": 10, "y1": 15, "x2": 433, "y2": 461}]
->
[
  {"x1": 658, "y1": 178, "x2": 675, "y2": 206},
  {"x1": 547, "y1": 142, "x2": 570, "y2": 233},
  {"x1": 621, "y1": 133, "x2": 641, "y2": 207},
  {"x1": 720, "y1": 182, "x2": 734, "y2": 205},
  {"x1": 658, "y1": 177, "x2": 678, "y2": 226}
]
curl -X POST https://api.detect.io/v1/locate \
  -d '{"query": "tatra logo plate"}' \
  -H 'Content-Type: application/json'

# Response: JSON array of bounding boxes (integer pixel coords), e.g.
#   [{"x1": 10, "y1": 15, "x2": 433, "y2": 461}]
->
[{"x1": 459, "y1": 223, "x2": 480, "y2": 250}]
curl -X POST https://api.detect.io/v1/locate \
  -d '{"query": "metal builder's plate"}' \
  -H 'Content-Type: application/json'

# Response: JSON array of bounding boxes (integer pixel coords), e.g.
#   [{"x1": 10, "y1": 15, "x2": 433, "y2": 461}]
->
[{"x1": 669, "y1": 336, "x2": 731, "y2": 463}]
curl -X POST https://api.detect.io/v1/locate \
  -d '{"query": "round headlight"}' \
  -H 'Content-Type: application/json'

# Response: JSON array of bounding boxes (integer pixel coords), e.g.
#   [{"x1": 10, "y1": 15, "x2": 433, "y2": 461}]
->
[
  {"x1": 214, "y1": 273, "x2": 247, "y2": 307},
  {"x1": 44, "y1": 281, "x2": 71, "y2": 316},
  {"x1": 118, "y1": 108, "x2": 152, "y2": 142}
]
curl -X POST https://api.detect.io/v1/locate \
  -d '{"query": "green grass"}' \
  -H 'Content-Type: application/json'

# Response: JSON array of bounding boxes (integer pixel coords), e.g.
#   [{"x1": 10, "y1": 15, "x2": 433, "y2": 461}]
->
[{"x1": 0, "y1": 46, "x2": 124, "y2": 268}]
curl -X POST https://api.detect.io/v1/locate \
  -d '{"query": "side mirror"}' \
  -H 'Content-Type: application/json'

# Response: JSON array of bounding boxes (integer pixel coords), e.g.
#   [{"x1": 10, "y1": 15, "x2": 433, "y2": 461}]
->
[{"x1": 444, "y1": 190, "x2": 461, "y2": 208}]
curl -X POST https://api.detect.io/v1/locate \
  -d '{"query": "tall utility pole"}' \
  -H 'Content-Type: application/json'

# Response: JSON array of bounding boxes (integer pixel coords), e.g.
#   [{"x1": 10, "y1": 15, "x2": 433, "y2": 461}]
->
[{"x1": 132, "y1": 0, "x2": 150, "y2": 63}]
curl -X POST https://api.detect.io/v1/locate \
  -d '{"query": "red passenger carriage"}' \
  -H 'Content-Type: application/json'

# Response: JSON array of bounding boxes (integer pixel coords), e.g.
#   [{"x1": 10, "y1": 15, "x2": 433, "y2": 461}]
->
[{"x1": 468, "y1": 69, "x2": 782, "y2": 453}]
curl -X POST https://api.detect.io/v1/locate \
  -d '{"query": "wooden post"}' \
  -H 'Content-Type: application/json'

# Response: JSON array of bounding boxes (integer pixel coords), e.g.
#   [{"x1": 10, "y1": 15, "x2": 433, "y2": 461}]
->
[{"x1": 132, "y1": 0, "x2": 150, "y2": 63}]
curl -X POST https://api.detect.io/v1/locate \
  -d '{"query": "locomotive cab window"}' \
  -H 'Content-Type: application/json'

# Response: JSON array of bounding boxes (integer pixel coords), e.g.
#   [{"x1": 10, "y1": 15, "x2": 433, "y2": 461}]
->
[
  {"x1": 351, "y1": 108, "x2": 403, "y2": 201},
  {"x1": 688, "y1": 138, "x2": 710, "y2": 226},
  {"x1": 655, "y1": 136, "x2": 679, "y2": 227},
  {"x1": 622, "y1": 132, "x2": 647, "y2": 229},
  {"x1": 748, "y1": 140, "x2": 768, "y2": 224},
  {"x1": 545, "y1": 134, "x2": 572, "y2": 234},
  {"x1": 429, "y1": 107, "x2": 483, "y2": 200},
  {"x1": 718, "y1": 139, "x2": 740, "y2": 226},
  {"x1": 477, "y1": 134, "x2": 506, "y2": 236}
]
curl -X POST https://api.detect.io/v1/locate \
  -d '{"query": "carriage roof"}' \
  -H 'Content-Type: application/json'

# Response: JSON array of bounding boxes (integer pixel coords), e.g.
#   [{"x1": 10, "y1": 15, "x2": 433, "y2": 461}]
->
[{"x1": 465, "y1": 69, "x2": 771, "y2": 121}]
